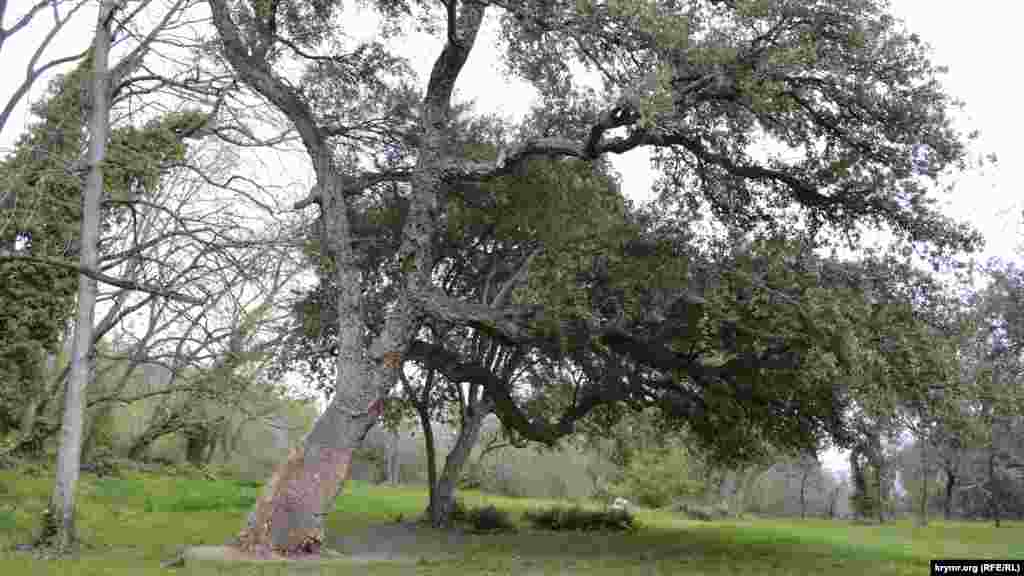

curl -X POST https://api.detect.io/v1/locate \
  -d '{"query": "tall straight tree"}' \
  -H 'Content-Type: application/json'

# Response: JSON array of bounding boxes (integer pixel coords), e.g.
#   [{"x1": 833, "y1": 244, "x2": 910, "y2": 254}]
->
[
  {"x1": 205, "y1": 0, "x2": 984, "y2": 556},
  {"x1": 43, "y1": 0, "x2": 114, "y2": 551}
]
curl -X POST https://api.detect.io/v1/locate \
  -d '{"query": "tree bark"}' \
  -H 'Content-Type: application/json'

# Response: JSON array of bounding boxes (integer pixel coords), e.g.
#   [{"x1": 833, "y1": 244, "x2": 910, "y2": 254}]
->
[
  {"x1": 988, "y1": 447, "x2": 1001, "y2": 528},
  {"x1": 429, "y1": 396, "x2": 490, "y2": 527},
  {"x1": 387, "y1": 429, "x2": 399, "y2": 486},
  {"x1": 919, "y1": 436, "x2": 929, "y2": 526},
  {"x1": 44, "y1": 0, "x2": 113, "y2": 550},
  {"x1": 418, "y1": 402, "x2": 440, "y2": 524},
  {"x1": 943, "y1": 463, "x2": 956, "y2": 520},
  {"x1": 799, "y1": 467, "x2": 809, "y2": 519},
  {"x1": 205, "y1": 0, "x2": 486, "y2": 555}
]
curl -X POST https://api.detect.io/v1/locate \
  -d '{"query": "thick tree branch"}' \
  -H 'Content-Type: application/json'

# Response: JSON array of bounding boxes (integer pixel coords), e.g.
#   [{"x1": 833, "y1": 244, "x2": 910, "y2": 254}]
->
[
  {"x1": 407, "y1": 340, "x2": 581, "y2": 445},
  {"x1": 293, "y1": 170, "x2": 412, "y2": 209}
]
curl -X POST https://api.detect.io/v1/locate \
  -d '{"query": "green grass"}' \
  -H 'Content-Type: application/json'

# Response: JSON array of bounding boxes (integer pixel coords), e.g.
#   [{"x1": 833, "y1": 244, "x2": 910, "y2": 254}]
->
[{"x1": 0, "y1": 465, "x2": 1021, "y2": 575}]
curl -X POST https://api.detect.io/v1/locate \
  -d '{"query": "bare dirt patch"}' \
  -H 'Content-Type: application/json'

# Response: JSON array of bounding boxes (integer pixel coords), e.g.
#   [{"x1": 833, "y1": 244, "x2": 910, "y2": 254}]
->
[
  {"x1": 329, "y1": 521, "x2": 470, "y2": 562},
  {"x1": 175, "y1": 522, "x2": 470, "y2": 567}
]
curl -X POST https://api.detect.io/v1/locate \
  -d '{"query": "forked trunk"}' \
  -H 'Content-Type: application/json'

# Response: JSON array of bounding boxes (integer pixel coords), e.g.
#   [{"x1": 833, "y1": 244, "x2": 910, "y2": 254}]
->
[{"x1": 205, "y1": 0, "x2": 486, "y2": 555}]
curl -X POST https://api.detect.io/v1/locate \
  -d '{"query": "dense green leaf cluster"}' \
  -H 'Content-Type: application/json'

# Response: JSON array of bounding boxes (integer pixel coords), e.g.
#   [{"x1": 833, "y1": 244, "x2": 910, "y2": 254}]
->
[{"x1": 0, "y1": 56, "x2": 208, "y2": 438}]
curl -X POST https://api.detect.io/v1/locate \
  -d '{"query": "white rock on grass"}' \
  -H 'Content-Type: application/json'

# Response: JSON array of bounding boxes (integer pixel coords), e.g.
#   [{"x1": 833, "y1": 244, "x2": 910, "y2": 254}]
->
[{"x1": 610, "y1": 497, "x2": 633, "y2": 512}]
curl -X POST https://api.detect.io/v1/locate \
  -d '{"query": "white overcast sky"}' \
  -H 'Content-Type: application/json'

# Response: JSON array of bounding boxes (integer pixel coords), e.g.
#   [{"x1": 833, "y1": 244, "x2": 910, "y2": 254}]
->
[{"x1": 2, "y1": 0, "x2": 1022, "y2": 474}]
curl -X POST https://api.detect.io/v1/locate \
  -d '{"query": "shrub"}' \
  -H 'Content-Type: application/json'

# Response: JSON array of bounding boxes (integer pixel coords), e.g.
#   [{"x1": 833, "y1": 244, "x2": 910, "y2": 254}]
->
[
  {"x1": 523, "y1": 505, "x2": 636, "y2": 532},
  {"x1": 463, "y1": 504, "x2": 515, "y2": 533},
  {"x1": 611, "y1": 447, "x2": 703, "y2": 508},
  {"x1": 80, "y1": 447, "x2": 121, "y2": 477},
  {"x1": 449, "y1": 498, "x2": 468, "y2": 523},
  {"x1": 669, "y1": 500, "x2": 730, "y2": 522}
]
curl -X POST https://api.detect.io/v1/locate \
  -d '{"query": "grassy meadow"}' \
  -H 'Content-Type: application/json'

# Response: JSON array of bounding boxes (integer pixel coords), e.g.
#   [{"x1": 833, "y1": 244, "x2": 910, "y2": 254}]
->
[{"x1": 0, "y1": 466, "x2": 1021, "y2": 575}]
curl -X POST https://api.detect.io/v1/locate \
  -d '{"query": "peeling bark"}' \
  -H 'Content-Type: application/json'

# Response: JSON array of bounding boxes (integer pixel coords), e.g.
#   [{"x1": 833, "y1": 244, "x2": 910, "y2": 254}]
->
[{"x1": 206, "y1": 0, "x2": 487, "y2": 554}]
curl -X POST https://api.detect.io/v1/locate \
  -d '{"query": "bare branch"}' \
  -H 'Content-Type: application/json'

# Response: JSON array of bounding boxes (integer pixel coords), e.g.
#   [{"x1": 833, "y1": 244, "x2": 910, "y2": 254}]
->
[
  {"x1": 0, "y1": 254, "x2": 204, "y2": 304},
  {"x1": 0, "y1": 0, "x2": 89, "y2": 136}
]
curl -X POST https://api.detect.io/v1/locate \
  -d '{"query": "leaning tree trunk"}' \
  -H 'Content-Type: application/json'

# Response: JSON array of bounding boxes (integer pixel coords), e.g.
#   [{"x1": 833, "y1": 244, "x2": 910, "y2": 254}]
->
[
  {"x1": 234, "y1": 371, "x2": 388, "y2": 555},
  {"x1": 232, "y1": 163, "x2": 401, "y2": 553},
  {"x1": 429, "y1": 400, "x2": 490, "y2": 527},
  {"x1": 43, "y1": 1, "x2": 113, "y2": 550},
  {"x1": 206, "y1": 0, "x2": 486, "y2": 556}
]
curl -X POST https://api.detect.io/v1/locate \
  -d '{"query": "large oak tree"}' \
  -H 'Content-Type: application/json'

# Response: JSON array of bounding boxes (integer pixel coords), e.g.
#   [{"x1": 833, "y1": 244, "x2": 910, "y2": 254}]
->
[{"x1": 203, "y1": 0, "x2": 982, "y2": 555}]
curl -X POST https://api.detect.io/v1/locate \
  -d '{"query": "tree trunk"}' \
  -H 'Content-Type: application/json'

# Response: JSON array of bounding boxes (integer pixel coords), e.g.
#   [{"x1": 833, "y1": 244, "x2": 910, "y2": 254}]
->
[
  {"x1": 44, "y1": 1, "x2": 113, "y2": 550},
  {"x1": 942, "y1": 461, "x2": 956, "y2": 520},
  {"x1": 428, "y1": 400, "x2": 489, "y2": 527},
  {"x1": 873, "y1": 436, "x2": 887, "y2": 524},
  {"x1": 988, "y1": 448, "x2": 1001, "y2": 528},
  {"x1": 919, "y1": 437, "x2": 929, "y2": 526},
  {"x1": 876, "y1": 466, "x2": 885, "y2": 524},
  {"x1": 417, "y1": 403, "x2": 440, "y2": 524},
  {"x1": 233, "y1": 219, "x2": 396, "y2": 553},
  {"x1": 206, "y1": 0, "x2": 485, "y2": 556},
  {"x1": 799, "y1": 468, "x2": 809, "y2": 520},
  {"x1": 387, "y1": 429, "x2": 399, "y2": 486},
  {"x1": 185, "y1": 428, "x2": 210, "y2": 467},
  {"x1": 236, "y1": 391, "x2": 385, "y2": 555}
]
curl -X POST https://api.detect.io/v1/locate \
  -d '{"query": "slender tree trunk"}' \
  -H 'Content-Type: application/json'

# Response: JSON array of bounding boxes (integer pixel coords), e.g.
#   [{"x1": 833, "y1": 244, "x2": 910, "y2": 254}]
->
[
  {"x1": 185, "y1": 428, "x2": 209, "y2": 467},
  {"x1": 876, "y1": 467, "x2": 885, "y2": 524},
  {"x1": 799, "y1": 469, "x2": 809, "y2": 519},
  {"x1": 988, "y1": 448, "x2": 1001, "y2": 528},
  {"x1": 873, "y1": 436, "x2": 887, "y2": 524},
  {"x1": 387, "y1": 429, "x2": 399, "y2": 486},
  {"x1": 418, "y1": 404, "x2": 440, "y2": 524},
  {"x1": 919, "y1": 437, "x2": 929, "y2": 526},
  {"x1": 429, "y1": 400, "x2": 489, "y2": 527},
  {"x1": 942, "y1": 462, "x2": 956, "y2": 520},
  {"x1": 44, "y1": 1, "x2": 113, "y2": 550}
]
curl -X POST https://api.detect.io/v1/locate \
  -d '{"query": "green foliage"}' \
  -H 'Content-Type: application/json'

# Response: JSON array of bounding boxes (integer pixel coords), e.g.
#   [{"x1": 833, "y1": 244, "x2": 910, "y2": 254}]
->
[
  {"x1": 0, "y1": 63, "x2": 87, "y2": 433},
  {"x1": 0, "y1": 54, "x2": 208, "y2": 440},
  {"x1": 610, "y1": 444, "x2": 704, "y2": 508},
  {"x1": 523, "y1": 504, "x2": 636, "y2": 532},
  {"x1": 103, "y1": 110, "x2": 205, "y2": 201},
  {"x1": 89, "y1": 476, "x2": 259, "y2": 513}
]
